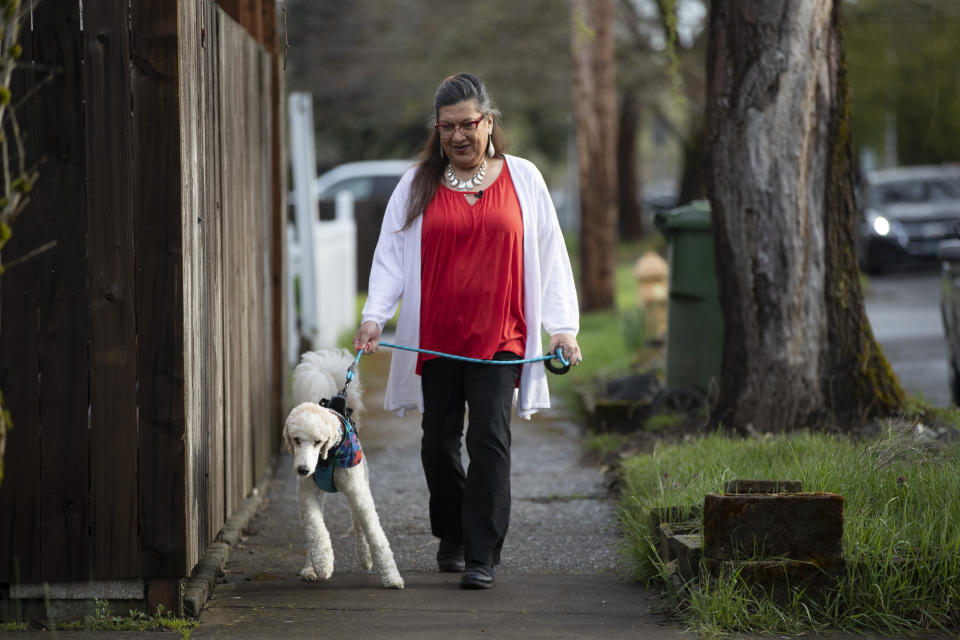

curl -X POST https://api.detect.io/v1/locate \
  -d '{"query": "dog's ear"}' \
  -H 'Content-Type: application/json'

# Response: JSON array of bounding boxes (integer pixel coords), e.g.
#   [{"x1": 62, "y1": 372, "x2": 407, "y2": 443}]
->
[
  {"x1": 318, "y1": 409, "x2": 343, "y2": 460},
  {"x1": 282, "y1": 415, "x2": 294, "y2": 454}
]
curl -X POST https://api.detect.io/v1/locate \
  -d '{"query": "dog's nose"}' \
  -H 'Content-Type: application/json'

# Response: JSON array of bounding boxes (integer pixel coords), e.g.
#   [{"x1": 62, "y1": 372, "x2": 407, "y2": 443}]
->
[{"x1": 297, "y1": 465, "x2": 310, "y2": 476}]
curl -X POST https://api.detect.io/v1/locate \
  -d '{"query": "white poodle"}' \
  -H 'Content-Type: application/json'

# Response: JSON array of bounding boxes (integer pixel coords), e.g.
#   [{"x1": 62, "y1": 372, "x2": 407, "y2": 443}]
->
[{"x1": 283, "y1": 349, "x2": 403, "y2": 589}]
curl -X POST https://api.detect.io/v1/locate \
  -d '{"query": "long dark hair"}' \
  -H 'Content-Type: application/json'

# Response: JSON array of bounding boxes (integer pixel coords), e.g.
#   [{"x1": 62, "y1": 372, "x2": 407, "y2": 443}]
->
[{"x1": 404, "y1": 73, "x2": 508, "y2": 228}]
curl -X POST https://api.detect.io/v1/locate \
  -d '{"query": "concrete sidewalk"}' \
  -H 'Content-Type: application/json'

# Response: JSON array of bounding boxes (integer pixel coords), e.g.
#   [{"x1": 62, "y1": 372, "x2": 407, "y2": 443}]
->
[
  {"x1": 195, "y1": 573, "x2": 688, "y2": 639},
  {"x1": 190, "y1": 352, "x2": 693, "y2": 639}
]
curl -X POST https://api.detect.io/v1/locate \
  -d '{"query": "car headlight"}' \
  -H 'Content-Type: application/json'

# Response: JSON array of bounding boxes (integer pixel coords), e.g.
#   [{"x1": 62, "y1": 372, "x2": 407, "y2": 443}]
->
[
  {"x1": 873, "y1": 216, "x2": 891, "y2": 236},
  {"x1": 865, "y1": 209, "x2": 908, "y2": 245}
]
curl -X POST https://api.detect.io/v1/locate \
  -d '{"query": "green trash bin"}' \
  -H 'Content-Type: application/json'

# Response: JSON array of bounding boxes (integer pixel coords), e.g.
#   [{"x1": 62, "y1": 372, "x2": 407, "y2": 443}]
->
[{"x1": 654, "y1": 200, "x2": 723, "y2": 393}]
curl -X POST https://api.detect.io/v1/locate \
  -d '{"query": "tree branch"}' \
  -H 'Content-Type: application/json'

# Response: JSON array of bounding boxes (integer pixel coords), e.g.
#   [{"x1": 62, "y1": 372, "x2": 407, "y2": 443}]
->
[{"x1": 2, "y1": 239, "x2": 56, "y2": 271}]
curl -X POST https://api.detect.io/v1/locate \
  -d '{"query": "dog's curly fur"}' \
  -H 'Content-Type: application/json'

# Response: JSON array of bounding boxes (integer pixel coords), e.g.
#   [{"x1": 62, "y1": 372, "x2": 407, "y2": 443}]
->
[{"x1": 283, "y1": 348, "x2": 403, "y2": 589}]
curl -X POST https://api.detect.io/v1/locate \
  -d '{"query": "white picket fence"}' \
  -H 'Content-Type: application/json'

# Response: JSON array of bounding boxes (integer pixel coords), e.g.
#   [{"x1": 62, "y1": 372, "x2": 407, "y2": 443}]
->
[
  {"x1": 287, "y1": 92, "x2": 357, "y2": 366},
  {"x1": 312, "y1": 192, "x2": 357, "y2": 348}
]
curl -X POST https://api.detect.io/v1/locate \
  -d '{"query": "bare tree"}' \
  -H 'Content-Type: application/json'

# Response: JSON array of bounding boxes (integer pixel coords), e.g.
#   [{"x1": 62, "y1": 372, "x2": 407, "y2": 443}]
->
[
  {"x1": 705, "y1": 0, "x2": 904, "y2": 432},
  {"x1": 571, "y1": 0, "x2": 617, "y2": 310}
]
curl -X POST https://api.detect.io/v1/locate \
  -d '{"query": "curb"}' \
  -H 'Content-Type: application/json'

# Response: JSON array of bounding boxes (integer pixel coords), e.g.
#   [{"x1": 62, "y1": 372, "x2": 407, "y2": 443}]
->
[{"x1": 182, "y1": 472, "x2": 271, "y2": 617}]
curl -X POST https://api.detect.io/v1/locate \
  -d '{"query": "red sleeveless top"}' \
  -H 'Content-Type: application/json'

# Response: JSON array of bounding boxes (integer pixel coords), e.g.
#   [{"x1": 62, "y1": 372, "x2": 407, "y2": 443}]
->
[{"x1": 418, "y1": 162, "x2": 525, "y2": 374}]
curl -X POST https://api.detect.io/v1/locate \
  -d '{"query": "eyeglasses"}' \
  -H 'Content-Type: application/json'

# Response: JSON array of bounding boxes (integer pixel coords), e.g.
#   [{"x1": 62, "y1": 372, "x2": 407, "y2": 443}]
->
[{"x1": 434, "y1": 116, "x2": 485, "y2": 138}]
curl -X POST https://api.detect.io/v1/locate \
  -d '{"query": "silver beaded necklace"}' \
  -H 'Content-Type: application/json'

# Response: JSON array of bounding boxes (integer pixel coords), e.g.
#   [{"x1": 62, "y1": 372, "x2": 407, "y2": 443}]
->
[{"x1": 445, "y1": 160, "x2": 486, "y2": 190}]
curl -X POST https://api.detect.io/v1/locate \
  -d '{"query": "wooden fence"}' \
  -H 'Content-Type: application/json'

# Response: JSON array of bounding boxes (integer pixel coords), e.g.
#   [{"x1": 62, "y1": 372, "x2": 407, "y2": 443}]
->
[{"x1": 0, "y1": 0, "x2": 284, "y2": 610}]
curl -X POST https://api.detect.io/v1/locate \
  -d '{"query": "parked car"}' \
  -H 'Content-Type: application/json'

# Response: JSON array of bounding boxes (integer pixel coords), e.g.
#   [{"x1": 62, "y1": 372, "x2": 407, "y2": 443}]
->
[
  {"x1": 857, "y1": 165, "x2": 960, "y2": 274},
  {"x1": 315, "y1": 159, "x2": 411, "y2": 207},
  {"x1": 313, "y1": 160, "x2": 411, "y2": 291},
  {"x1": 939, "y1": 232, "x2": 960, "y2": 405}
]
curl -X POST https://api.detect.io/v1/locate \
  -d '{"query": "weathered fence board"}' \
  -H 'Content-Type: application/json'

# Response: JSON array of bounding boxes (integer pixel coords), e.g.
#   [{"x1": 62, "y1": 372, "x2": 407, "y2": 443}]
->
[
  {"x1": 255, "y1": 48, "x2": 275, "y2": 484},
  {"x1": 182, "y1": 0, "x2": 227, "y2": 554},
  {"x1": 84, "y1": 0, "x2": 140, "y2": 579},
  {"x1": 268, "y1": 10, "x2": 287, "y2": 450},
  {"x1": 181, "y1": 0, "x2": 205, "y2": 568},
  {"x1": 131, "y1": 0, "x2": 188, "y2": 579},
  {"x1": 203, "y1": 3, "x2": 227, "y2": 548},
  {"x1": 34, "y1": 0, "x2": 91, "y2": 582},
  {"x1": 220, "y1": 17, "x2": 243, "y2": 516},
  {"x1": 237, "y1": 31, "x2": 255, "y2": 500}
]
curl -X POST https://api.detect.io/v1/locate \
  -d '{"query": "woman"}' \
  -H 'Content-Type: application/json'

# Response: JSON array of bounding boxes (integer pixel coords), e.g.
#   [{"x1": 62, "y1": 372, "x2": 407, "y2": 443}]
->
[{"x1": 353, "y1": 73, "x2": 581, "y2": 589}]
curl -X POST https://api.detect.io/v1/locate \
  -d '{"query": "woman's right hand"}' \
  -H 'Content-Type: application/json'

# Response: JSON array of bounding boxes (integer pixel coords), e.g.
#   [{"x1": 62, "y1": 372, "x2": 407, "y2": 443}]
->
[{"x1": 353, "y1": 320, "x2": 381, "y2": 353}]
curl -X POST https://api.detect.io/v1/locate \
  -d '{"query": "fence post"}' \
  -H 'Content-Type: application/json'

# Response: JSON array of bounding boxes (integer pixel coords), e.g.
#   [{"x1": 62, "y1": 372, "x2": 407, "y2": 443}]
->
[
  {"x1": 287, "y1": 93, "x2": 320, "y2": 356},
  {"x1": 286, "y1": 223, "x2": 302, "y2": 366}
]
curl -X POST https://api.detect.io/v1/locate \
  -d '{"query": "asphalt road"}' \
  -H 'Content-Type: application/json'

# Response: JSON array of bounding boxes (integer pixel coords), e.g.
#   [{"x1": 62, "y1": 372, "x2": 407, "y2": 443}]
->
[{"x1": 863, "y1": 266, "x2": 952, "y2": 407}]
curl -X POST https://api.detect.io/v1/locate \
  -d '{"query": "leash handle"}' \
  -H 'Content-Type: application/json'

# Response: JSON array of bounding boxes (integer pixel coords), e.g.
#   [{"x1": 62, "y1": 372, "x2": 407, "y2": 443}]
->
[{"x1": 544, "y1": 345, "x2": 571, "y2": 375}]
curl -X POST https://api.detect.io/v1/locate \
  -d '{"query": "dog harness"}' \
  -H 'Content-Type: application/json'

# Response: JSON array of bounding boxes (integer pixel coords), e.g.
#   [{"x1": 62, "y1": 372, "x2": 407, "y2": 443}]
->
[{"x1": 312, "y1": 411, "x2": 363, "y2": 494}]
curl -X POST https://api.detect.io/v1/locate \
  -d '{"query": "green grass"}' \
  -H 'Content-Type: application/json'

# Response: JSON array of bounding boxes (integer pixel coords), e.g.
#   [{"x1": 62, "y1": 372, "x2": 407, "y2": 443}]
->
[
  {"x1": 51, "y1": 600, "x2": 197, "y2": 637},
  {"x1": 583, "y1": 430, "x2": 630, "y2": 456},
  {"x1": 618, "y1": 423, "x2": 960, "y2": 635},
  {"x1": 642, "y1": 411, "x2": 689, "y2": 432}
]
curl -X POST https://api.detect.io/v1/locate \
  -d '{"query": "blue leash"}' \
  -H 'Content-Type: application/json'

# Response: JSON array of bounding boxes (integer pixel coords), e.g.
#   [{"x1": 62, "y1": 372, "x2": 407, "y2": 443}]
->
[{"x1": 345, "y1": 343, "x2": 570, "y2": 384}]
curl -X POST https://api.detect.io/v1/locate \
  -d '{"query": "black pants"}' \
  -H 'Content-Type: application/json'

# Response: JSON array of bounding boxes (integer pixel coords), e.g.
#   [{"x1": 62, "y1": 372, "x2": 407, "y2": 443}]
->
[{"x1": 420, "y1": 352, "x2": 520, "y2": 567}]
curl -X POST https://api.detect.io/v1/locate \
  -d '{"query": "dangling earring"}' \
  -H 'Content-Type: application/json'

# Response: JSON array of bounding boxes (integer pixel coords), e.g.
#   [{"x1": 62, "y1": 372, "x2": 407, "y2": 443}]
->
[
  {"x1": 487, "y1": 135, "x2": 495, "y2": 158},
  {"x1": 440, "y1": 139, "x2": 445, "y2": 159}
]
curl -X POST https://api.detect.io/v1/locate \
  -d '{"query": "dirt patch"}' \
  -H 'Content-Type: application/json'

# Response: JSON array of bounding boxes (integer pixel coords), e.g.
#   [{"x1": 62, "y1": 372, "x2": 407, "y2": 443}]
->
[{"x1": 583, "y1": 413, "x2": 711, "y2": 497}]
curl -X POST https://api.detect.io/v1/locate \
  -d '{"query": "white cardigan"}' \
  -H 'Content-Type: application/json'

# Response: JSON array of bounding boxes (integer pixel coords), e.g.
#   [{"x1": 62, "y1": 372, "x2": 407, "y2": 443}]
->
[{"x1": 361, "y1": 154, "x2": 579, "y2": 418}]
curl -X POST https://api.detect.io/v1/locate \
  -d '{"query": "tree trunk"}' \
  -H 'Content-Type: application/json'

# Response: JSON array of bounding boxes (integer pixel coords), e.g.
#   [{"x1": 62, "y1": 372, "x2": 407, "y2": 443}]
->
[
  {"x1": 705, "y1": 0, "x2": 904, "y2": 432},
  {"x1": 571, "y1": 0, "x2": 617, "y2": 310},
  {"x1": 617, "y1": 88, "x2": 644, "y2": 239}
]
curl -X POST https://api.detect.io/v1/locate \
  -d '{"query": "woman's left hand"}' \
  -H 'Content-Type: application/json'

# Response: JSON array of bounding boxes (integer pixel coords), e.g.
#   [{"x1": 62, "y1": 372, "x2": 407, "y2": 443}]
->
[{"x1": 549, "y1": 333, "x2": 582, "y2": 367}]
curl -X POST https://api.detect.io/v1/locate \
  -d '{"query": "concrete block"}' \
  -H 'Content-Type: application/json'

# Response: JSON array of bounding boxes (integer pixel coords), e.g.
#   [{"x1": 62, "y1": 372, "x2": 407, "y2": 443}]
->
[
  {"x1": 723, "y1": 478, "x2": 802, "y2": 494},
  {"x1": 591, "y1": 398, "x2": 653, "y2": 433},
  {"x1": 182, "y1": 540, "x2": 231, "y2": 618},
  {"x1": 702, "y1": 492, "x2": 844, "y2": 561},
  {"x1": 659, "y1": 520, "x2": 698, "y2": 562},
  {"x1": 182, "y1": 586, "x2": 207, "y2": 618},
  {"x1": 9, "y1": 579, "x2": 144, "y2": 600},
  {"x1": 706, "y1": 557, "x2": 845, "y2": 604},
  {"x1": 668, "y1": 533, "x2": 702, "y2": 582},
  {"x1": 220, "y1": 492, "x2": 261, "y2": 547},
  {"x1": 649, "y1": 505, "x2": 700, "y2": 540},
  {"x1": 1, "y1": 597, "x2": 143, "y2": 623}
]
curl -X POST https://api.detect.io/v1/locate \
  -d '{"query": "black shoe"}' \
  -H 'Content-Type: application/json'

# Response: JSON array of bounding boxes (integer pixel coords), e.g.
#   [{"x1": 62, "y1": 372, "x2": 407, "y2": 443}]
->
[
  {"x1": 460, "y1": 562, "x2": 495, "y2": 589},
  {"x1": 437, "y1": 541, "x2": 465, "y2": 573}
]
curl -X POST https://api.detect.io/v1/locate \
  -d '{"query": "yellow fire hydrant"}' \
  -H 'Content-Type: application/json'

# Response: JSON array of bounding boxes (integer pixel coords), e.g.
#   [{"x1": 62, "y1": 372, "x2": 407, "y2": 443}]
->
[{"x1": 633, "y1": 250, "x2": 669, "y2": 340}]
